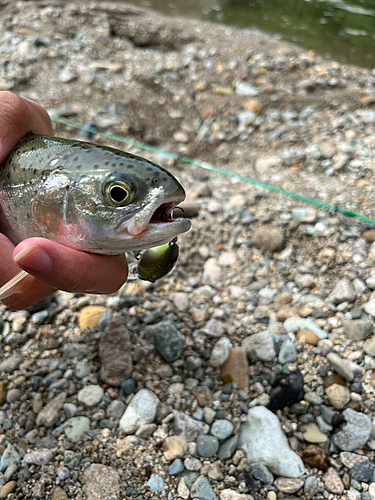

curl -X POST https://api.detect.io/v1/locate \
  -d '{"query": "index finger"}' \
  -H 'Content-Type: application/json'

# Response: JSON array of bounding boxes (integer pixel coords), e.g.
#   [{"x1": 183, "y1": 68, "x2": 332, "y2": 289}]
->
[{"x1": 0, "y1": 91, "x2": 53, "y2": 163}]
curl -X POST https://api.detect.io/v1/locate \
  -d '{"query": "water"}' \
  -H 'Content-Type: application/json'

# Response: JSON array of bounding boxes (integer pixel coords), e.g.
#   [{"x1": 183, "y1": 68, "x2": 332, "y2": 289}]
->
[{"x1": 124, "y1": 0, "x2": 375, "y2": 68}]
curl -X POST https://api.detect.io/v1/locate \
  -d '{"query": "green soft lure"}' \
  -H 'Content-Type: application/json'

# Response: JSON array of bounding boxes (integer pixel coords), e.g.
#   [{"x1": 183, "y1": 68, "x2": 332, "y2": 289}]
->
[{"x1": 137, "y1": 240, "x2": 179, "y2": 282}]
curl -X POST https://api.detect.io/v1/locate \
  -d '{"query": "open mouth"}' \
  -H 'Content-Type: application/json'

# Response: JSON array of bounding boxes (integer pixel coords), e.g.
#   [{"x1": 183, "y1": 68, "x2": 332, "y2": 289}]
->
[{"x1": 150, "y1": 202, "x2": 175, "y2": 224}]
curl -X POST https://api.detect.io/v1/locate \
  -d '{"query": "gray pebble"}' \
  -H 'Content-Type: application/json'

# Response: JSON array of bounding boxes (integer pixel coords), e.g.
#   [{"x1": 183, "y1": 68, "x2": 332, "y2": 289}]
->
[
  {"x1": 278, "y1": 339, "x2": 298, "y2": 364},
  {"x1": 191, "y1": 476, "x2": 217, "y2": 500},
  {"x1": 77, "y1": 385, "x2": 104, "y2": 407},
  {"x1": 145, "y1": 320, "x2": 185, "y2": 362},
  {"x1": 251, "y1": 463, "x2": 274, "y2": 484},
  {"x1": 242, "y1": 330, "x2": 276, "y2": 361},
  {"x1": 218, "y1": 435, "x2": 238, "y2": 461},
  {"x1": 106, "y1": 400, "x2": 126, "y2": 419},
  {"x1": 168, "y1": 459, "x2": 184, "y2": 476},
  {"x1": 333, "y1": 408, "x2": 372, "y2": 451},
  {"x1": 210, "y1": 420, "x2": 234, "y2": 441},
  {"x1": 197, "y1": 435, "x2": 219, "y2": 458},
  {"x1": 56, "y1": 466, "x2": 70, "y2": 481},
  {"x1": 23, "y1": 448, "x2": 53, "y2": 465},
  {"x1": 147, "y1": 473, "x2": 164, "y2": 492}
]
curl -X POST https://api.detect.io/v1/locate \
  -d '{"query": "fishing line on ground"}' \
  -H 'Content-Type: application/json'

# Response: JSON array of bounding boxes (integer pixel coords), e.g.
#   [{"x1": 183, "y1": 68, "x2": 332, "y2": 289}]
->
[{"x1": 51, "y1": 116, "x2": 375, "y2": 226}]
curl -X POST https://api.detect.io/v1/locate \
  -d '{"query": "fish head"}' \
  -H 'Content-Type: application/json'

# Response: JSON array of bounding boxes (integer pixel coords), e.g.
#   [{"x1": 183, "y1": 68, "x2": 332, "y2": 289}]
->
[{"x1": 32, "y1": 145, "x2": 191, "y2": 254}]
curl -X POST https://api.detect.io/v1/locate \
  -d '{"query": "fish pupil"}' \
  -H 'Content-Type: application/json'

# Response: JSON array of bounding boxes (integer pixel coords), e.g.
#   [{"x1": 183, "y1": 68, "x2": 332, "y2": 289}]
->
[{"x1": 110, "y1": 185, "x2": 128, "y2": 202}]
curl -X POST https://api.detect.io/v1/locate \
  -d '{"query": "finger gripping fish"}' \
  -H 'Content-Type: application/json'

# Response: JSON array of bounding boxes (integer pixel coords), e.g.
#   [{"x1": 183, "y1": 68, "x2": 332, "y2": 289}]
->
[{"x1": 0, "y1": 134, "x2": 191, "y2": 254}]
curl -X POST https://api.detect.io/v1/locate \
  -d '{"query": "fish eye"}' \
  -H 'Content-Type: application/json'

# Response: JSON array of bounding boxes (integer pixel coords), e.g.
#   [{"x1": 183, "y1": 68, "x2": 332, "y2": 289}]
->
[{"x1": 103, "y1": 180, "x2": 134, "y2": 207}]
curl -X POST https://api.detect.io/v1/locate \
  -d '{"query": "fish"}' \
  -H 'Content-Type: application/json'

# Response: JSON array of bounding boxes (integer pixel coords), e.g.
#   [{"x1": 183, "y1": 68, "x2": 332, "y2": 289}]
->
[
  {"x1": 0, "y1": 134, "x2": 191, "y2": 299},
  {"x1": 0, "y1": 134, "x2": 191, "y2": 254},
  {"x1": 137, "y1": 240, "x2": 179, "y2": 283}
]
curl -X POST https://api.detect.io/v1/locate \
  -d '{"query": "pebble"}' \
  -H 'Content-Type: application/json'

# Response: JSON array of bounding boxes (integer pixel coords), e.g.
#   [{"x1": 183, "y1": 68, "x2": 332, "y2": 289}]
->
[
  {"x1": 168, "y1": 458, "x2": 184, "y2": 476},
  {"x1": 0, "y1": 446, "x2": 20, "y2": 473},
  {"x1": 0, "y1": 383, "x2": 6, "y2": 406},
  {"x1": 235, "y1": 82, "x2": 259, "y2": 96},
  {"x1": 197, "y1": 435, "x2": 219, "y2": 458},
  {"x1": 325, "y1": 383, "x2": 350, "y2": 409},
  {"x1": 350, "y1": 461, "x2": 375, "y2": 483},
  {"x1": 184, "y1": 457, "x2": 202, "y2": 471},
  {"x1": 209, "y1": 337, "x2": 232, "y2": 367},
  {"x1": 174, "y1": 411, "x2": 210, "y2": 442},
  {"x1": 145, "y1": 320, "x2": 186, "y2": 362},
  {"x1": 242, "y1": 331, "x2": 276, "y2": 361},
  {"x1": 36, "y1": 392, "x2": 66, "y2": 427},
  {"x1": 119, "y1": 389, "x2": 160, "y2": 434},
  {"x1": 369, "y1": 483, "x2": 375, "y2": 500},
  {"x1": 278, "y1": 339, "x2": 298, "y2": 364},
  {"x1": 304, "y1": 476, "x2": 324, "y2": 499},
  {"x1": 163, "y1": 435, "x2": 188, "y2": 460},
  {"x1": 0, "y1": 481, "x2": 16, "y2": 499},
  {"x1": 238, "y1": 406, "x2": 305, "y2": 478},
  {"x1": 82, "y1": 464, "x2": 120, "y2": 500},
  {"x1": 178, "y1": 479, "x2": 190, "y2": 499},
  {"x1": 51, "y1": 487, "x2": 68, "y2": 500},
  {"x1": 64, "y1": 416, "x2": 90, "y2": 442},
  {"x1": 333, "y1": 408, "x2": 372, "y2": 451},
  {"x1": 23, "y1": 449, "x2": 53, "y2": 465},
  {"x1": 220, "y1": 347, "x2": 249, "y2": 389},
  {"x1": 220, "y1": 491, "x2": 253, "y2": 500},
  {"x1": 0, "y1": 355, "x2": 23, "y2": 372},
  {"x1": 211, "y1": 420, "x2": 234, "y2": 440},
  {"x1": 284, "y1": 317, "x2": 327, "y2": 339},
  {"x1": 106, "y1": 400, "x2": 126, "y2": 419},
  {"x1": 78, "y1": 306, "x2": 106, "y2": 328},
  {"x1": 191, "y1": 476, "x2": 217, "y2": 500},
  {"x1": 343, "y1": 319, "x2": 373, "y2": 341},
  {"x1": 302, "y1": 422, "x2": 327, "y2": 443},
  {"x1": 296, "y1": 329, "x2": 320, "y2": 345},
  {"x1": 269, "y1": 370, "x2": 304, "y2": 411},
  {"x1": 274, "y1": 477, "x2": 304, "y2": 493},
  {"x1": 301, "y1": 445, "x2": 328, "y2": 470},
  {"x1": 56, "y1": 466, "x2": 70, "y2": 481},
  {"x1": 208, "y1": 462, "x2": 224, "y2": 480},
  {"x1": 363, "y1": 336, "x2": 375, "y2": 356},
  {"x1": 340, "y1": 452, "x2": 369, "y2": 469},
  {"x1": 99, "y1": 316, "x2": 133, "y2": 386},
  {"x1": 77, "y1": 385, "x2": 104, "y2": 407},
  {"x1": 218, "y1": 436, "x2": 238, "y2": 461},
  {"x1": 147, "y1": 473, "x2": 164, "y2": 492},
  {"x1": 326, "y1": 352, "x2": 361, "y2": 381},
  {"x1": 251, "y1": 463, "x2": 274, "y2": 484},
  {"x1": 252, "y1": 226, "x2": 284, "y2": 252},
  {"x1": 323, "y1": 467, "x2": 344, "y2": 494},
  {"x1": 6, "y1": 389, "x2": 20, "y2": 403},
  {"x1": 329, "y1": 279, "x2": 357, "y2": 305}
]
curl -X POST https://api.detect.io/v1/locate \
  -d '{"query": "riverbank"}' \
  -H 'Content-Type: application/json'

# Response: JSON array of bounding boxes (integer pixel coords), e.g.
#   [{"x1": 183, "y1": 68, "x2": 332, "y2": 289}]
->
[{"x1": 0, "y1": 1, "x2": 375, "y2": 499}]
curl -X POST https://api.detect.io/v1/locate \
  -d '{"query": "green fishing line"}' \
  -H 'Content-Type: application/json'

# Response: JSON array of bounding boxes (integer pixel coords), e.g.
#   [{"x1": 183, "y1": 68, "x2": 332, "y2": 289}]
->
[{"x1": 51, "y1": 116, "x2": 375, "y2": 226}]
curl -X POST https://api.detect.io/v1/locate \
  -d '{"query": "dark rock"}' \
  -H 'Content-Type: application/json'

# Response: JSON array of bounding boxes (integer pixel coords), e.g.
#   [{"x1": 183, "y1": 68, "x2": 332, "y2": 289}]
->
[
  {"x1": 350, "y1": 461, "x2": 375, "y2": 483},
  {"x1": 119, "y1": 379, "x2": 136, "y2": 397},
  {"x1": 269, "y1": 370, "x2": 304, "y2": 411},
  {"x1": 99, "y1": 316, "x2": 132, "y2": 387},
  {"x1": 218, "y1": 435, "x2": 238, "y2": 461},
  {"x1": 145, "y1": 320, "x2": 185, "y2": 362}
]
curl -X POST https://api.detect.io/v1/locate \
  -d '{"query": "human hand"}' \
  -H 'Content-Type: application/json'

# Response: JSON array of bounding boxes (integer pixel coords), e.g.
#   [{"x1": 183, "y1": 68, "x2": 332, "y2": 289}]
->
[{"x1": 0, "y1": 92, "x2": 128, "y2": 310}]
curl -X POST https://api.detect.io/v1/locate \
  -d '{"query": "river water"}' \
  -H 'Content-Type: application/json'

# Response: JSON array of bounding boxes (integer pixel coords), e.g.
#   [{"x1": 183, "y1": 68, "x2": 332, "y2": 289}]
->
[{"x1": 123, "y1": 0, "x2": 375, "y2": 69}]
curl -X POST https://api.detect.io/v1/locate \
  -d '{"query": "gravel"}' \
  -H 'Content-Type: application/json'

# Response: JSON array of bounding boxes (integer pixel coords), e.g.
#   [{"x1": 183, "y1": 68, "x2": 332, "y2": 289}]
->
[{"x1": 0, "y1": 0, "x2": 375, "y2": 498}]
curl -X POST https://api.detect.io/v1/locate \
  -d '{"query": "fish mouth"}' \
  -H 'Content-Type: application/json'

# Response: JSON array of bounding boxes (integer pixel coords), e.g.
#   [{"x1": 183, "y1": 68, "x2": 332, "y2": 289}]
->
[{"x1": 127, "y1": 189, "x2": 188, "y2": 237}]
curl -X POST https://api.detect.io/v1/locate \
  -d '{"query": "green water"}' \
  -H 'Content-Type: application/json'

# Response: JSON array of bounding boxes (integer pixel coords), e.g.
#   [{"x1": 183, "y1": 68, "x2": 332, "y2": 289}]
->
[{"x1": 126, "y1": 0, "x2": 375, "y2": 68}]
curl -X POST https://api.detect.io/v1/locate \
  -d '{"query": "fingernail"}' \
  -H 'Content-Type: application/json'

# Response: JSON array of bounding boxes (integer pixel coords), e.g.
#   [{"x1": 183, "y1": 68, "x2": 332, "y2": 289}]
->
[{"x1": 14, "y1": 244, "x2": 52, "y2": 273}]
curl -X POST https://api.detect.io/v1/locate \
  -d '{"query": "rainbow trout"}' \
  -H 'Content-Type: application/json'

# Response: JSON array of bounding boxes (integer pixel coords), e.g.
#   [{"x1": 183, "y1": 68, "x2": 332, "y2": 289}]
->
[
  {"x1": 0, "y1": 134, "x2": 191, "y2": 298},
  {"x1": 0, "y1": 134, "x2": 190, "y2": 254}
]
